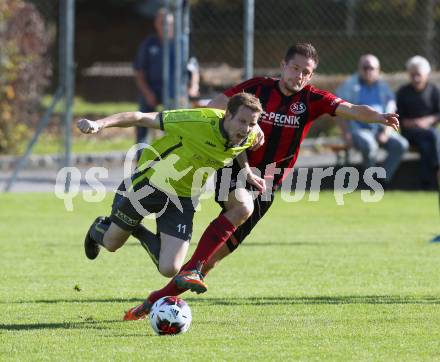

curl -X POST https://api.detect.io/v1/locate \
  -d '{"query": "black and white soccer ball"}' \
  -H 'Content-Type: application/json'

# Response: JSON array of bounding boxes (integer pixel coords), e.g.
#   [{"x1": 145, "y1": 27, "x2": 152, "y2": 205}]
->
[{"x1": 149, "y1": 296, "x2": 192, "y2": 335}]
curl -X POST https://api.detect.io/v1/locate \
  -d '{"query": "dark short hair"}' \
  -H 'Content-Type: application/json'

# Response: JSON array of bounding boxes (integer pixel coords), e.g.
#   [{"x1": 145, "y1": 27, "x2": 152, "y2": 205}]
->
[
  {"x1": 285, "y1": 42, "x2": 319, "y2": 67},
  {"x1": 226, "y1": 92, "x2": 262, "y2": 117}
]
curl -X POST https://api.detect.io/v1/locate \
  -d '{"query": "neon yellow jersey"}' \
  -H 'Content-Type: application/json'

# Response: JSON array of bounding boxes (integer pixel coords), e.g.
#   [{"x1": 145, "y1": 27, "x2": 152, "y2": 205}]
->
[{"x1": 134, "y1": 108, "x2": 257, "y2": 197}]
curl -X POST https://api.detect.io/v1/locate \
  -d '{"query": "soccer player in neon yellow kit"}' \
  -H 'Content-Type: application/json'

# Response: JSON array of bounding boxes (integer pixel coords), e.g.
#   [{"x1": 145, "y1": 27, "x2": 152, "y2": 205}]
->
[{"x1": 77, "y1": 93, "x2": 264, "y2": 279}]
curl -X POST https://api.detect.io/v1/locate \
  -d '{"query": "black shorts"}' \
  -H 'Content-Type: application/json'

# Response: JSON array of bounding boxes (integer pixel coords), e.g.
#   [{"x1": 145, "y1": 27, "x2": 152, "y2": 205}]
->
[
  {"x1": 110, "y1": 178, "x2": 196, "y2": 240},
  {"x1": 215, "y1": 160, "x2": 275, "y2": 252}
]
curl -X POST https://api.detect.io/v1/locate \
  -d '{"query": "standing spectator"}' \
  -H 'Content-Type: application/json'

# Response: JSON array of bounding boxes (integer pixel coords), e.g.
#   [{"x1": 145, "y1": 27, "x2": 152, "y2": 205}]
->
[
  {"x1": 133, "y1": 8, "x2": 200, "y2": 145},
  {"x1": 396, "y1": 56, "x2": 440, "y2": 190},
  {"x1": 336, "y1": 54, "x2": 408, "y2": 184}
]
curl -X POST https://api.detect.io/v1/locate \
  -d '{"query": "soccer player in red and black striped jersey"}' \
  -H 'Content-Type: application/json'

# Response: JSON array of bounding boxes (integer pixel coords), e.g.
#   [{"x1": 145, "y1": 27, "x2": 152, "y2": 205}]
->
[
  {"x1": 124, "y1": 42, "x2": 400, "y2": 320},
  {"x1": 201, "y1": 42, "x2": 398, "y2": 268}
]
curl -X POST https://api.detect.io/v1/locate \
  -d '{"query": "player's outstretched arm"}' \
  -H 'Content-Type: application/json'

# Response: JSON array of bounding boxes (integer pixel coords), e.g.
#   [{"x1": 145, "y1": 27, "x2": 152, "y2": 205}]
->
[
  {"x1": 76, "y1": 112, "x2": 161, "y2": 134},
  {"x1": 335, "y1": 102, "x2": 400, "y2": 131}
]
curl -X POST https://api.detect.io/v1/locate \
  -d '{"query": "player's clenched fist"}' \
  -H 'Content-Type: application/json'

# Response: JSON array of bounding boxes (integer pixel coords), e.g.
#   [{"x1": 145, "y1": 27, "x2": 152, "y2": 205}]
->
[
  {"x1": 250, "y1": 124, "x2": 265, "y2": 150},
  {"x1": 77, "y1": 118, "x2": 102, "y2": 134}
]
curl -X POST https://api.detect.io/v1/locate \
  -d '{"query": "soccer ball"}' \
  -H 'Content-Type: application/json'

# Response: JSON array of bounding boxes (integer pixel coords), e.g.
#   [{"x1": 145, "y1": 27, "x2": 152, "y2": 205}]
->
[{"x1": 149, "y1": 296, "x2": 192, "y2": 335}]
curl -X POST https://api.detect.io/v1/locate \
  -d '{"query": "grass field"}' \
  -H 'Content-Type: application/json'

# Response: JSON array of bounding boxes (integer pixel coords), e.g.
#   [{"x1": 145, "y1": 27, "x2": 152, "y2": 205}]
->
[
  {"x1": 42, "y1": 96, "x2": 137, "y2": 117},
  {"x1": 0, "y1": 191, "x2": 439, "y2": 360},
  {"x1": 13, "y1": 97, "x2": 138, "y2": 156},
  {"x1": 18, "y1": 133, "x2": 135, "y2": 156}
]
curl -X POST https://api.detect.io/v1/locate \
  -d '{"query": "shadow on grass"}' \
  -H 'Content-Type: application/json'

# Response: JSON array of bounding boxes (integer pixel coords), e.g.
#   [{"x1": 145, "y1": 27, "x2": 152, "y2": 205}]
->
[
  {"x1": 124, "y1": 240, "x2": 383, "y2": 249},
  {"x1": 0, "y1": 297, "x2": 144, "y2": 305},
  {"x1": 4, "y1": 295, "x2": 440, "y2": 306},
  {"x1": 239, "y1": 241, "x2": 382, "y2": 247},
  {"x1": 0, "y1": 319, "x2": 122, "y2": 331},
  {"x1": 123, "y1": 241, "x2": 318, "y2": 248},
  {"x1": 186, "y1": 295, "x2": 440, "y2": 305}
]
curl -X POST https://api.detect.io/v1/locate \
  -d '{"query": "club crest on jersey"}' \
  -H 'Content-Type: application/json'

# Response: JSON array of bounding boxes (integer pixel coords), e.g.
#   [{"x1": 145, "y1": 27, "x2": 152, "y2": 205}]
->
[{"x1": 290, "y1": 102, "x2": 306, "y2": 115}]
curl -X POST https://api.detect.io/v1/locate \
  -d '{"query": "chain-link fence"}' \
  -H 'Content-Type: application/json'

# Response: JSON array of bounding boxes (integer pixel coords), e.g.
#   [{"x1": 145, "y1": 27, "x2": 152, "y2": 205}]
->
[
  {"x1": 71, "y1": 0, "x2": 440, "y2": 102},
  {"x1": 190, "y1": 0, "x2": 440, "y2": 136},
  {"x1": 6, "y1": 0, "x2": 440, "y2": 131},
  {"x1": 191, "y1": 0, "x2": 440, "y2": 78}
]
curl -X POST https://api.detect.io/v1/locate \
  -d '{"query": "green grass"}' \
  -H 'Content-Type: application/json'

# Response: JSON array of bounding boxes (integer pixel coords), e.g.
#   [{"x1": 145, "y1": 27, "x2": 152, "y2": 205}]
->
[
  {"x1": 0, "y1": 191, "x2": 439, "y2": 360},
  {"x1": 14, "y1": 97, "x2": 138, "y2": 155},
  {"x1": 42, "y1": 96, "x2": 137, "y2": 117},
  {"x1": 18, "y1": 133, "x2": 135, "y2": 155}
]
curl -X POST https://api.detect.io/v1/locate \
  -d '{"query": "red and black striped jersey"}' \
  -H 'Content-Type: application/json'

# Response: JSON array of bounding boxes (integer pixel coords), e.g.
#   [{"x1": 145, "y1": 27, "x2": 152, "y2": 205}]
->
[{"x1": 224, "y1": 77, "x2": 345, "y2": 186}]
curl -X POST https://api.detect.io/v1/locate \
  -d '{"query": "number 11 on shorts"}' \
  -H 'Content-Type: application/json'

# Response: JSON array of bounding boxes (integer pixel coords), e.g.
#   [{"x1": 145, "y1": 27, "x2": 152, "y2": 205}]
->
[{"x1": 177, "y1": 224, "x2": 186, "y2": 234}]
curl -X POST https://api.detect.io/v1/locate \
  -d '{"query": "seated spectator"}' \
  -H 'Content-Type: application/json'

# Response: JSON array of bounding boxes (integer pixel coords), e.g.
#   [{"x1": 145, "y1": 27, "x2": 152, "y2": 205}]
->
[
  {"x1": 336, "y1": 54, "x2": 408, "y2": 184},
  {"x1": 396, "y1": 56, "x2": 440, "y2": 190}
]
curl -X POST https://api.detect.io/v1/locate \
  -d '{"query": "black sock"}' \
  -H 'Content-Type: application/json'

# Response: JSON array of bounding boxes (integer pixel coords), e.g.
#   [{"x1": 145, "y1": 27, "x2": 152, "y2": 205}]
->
[
  {"x1": 132, "y1": 224, "x2": 161, "y2": 263},
  {"x1": 90, "y1": 217, "x2": 111, "y2": 245}
]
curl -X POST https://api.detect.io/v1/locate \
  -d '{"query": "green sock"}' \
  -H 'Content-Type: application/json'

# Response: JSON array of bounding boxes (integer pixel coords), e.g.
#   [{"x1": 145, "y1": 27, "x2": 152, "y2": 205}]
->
[{"x1": 132, "y1": 224, "x2": 161, "y2": 266}]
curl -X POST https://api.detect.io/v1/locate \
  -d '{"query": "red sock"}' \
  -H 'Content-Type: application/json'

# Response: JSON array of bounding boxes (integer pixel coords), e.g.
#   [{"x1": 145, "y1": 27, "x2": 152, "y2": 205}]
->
[
  {"x1": 183, "y1": 214, "x2": 236, "y2": 271},
  {"x1": 147, "y1": 278, "x2": 185, "y2": 304}
]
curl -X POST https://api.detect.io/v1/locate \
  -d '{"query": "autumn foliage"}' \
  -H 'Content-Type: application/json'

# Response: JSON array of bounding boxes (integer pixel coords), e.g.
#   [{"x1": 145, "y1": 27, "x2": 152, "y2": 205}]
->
[{"x1": 0, "y1": 0, "x2": 51, "y2": 154}]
